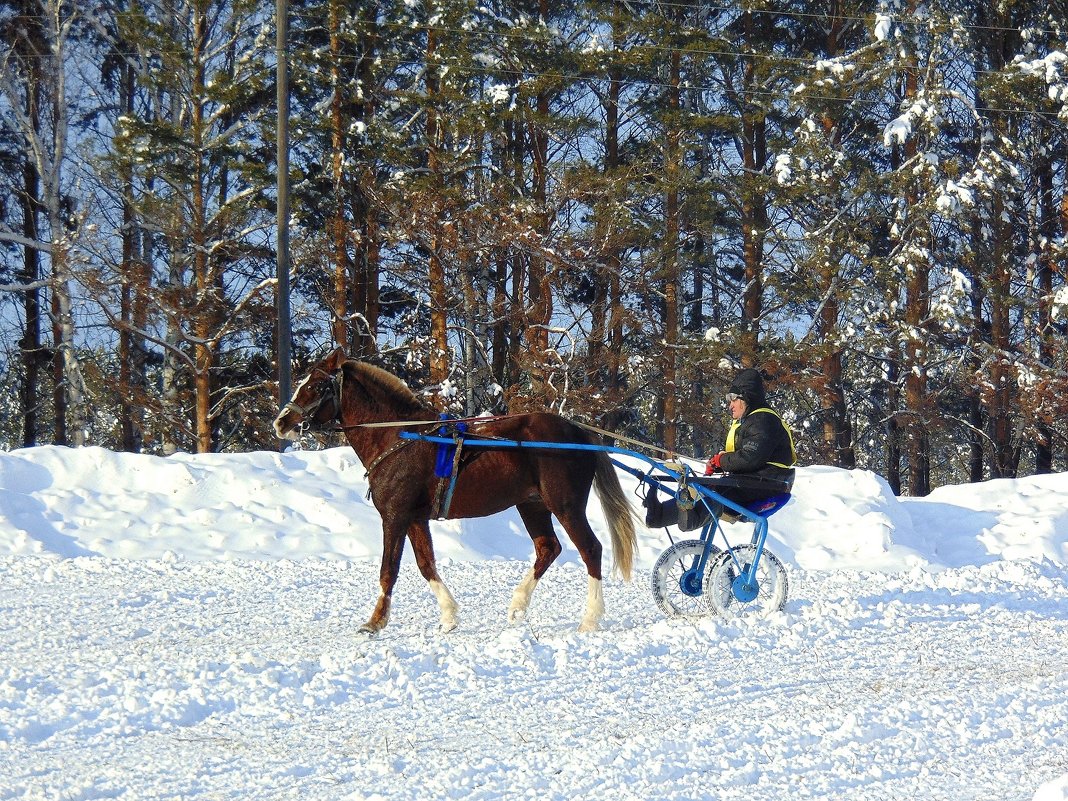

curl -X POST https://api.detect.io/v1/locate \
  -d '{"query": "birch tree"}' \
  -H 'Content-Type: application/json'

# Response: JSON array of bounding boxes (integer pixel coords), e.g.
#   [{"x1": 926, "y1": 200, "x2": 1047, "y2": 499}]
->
[{"x1": 0, "y1": 0, "x2": 88, "y2": 446}]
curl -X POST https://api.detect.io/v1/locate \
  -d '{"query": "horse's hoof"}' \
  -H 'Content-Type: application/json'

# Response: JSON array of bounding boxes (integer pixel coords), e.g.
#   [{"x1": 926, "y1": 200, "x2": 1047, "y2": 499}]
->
[
  {"x1": 439, "y1": 619, "x2": 458, "y2": 634},
  {"x1": 507, "y1": 607, "x2": 527, "y2": 625},
  {"x1": 578, "y1": 620, "x2": 600, "y2": 633},
  {"x1": 358, "y1": 623, "x2": 380, "y2": 636}
]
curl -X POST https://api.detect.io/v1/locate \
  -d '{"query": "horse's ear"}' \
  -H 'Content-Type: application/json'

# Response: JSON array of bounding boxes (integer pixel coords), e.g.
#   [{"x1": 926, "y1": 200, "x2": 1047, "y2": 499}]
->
[{"x1": 323, "y1": 346, "x2": 348, "y2": 372}]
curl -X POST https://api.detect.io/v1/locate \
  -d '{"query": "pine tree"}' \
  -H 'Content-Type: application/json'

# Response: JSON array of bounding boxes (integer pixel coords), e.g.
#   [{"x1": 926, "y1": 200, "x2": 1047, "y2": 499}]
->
[
  {"x1": 971, "y1": 0, "x2": 1068, "y2": 476},
  {"x1": 772, "y1": 0, "x2": 881, "y2": 469},
  {"x1": 105, "y1": 0, "x2": 276, "y2": 452}
]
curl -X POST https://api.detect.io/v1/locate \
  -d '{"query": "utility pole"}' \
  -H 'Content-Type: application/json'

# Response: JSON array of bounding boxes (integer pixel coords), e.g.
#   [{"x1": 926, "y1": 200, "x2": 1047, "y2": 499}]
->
[{"x1": 275, "y1": 0, "x2": 292, "y2": 409}]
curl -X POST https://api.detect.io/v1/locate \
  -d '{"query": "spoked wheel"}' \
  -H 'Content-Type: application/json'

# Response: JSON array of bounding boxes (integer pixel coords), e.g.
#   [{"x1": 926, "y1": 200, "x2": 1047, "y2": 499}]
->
[
  {"x1": 650, "y1": 540, "x2": 720, "y2": 617},
  {"x1": 704, "y1": 544, "x2": 788, "y2": 621}
]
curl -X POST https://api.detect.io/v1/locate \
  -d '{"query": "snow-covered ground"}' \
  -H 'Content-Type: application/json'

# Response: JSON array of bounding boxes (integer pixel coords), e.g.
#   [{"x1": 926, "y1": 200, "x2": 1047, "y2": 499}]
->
[{"x1": 1, "y1": 445, "x2": 1066, "y2": 800}]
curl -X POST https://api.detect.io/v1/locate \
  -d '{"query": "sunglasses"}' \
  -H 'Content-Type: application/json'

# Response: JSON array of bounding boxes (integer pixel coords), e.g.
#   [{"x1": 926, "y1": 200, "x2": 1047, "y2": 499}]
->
[{"x1": 725, "y1": 392, "x2": 744, "y2": 404}]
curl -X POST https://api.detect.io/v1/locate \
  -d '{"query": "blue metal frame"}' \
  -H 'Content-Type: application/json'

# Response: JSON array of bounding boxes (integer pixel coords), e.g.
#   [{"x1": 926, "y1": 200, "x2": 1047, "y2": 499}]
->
[{"x1": 398, "y1": 430, "x2": 781, "y2": 601}]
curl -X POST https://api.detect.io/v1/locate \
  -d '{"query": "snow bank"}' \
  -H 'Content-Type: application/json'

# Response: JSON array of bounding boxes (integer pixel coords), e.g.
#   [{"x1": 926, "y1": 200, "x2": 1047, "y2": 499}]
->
[{"x1": 2, "y1": 445, "x2": 1066, "y2": 571}]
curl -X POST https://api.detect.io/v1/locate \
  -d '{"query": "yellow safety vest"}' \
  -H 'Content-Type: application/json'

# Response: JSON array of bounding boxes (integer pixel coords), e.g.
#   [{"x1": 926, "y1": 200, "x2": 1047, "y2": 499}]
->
[{"x1": 725, "y1": 408, "x2": 797, "y2": 468}]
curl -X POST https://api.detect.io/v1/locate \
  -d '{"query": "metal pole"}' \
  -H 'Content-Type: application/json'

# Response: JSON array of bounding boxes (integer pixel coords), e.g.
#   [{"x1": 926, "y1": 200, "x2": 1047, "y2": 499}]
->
[{"x1": 275, "y1": 0, "x2": 292, "y2": 409}]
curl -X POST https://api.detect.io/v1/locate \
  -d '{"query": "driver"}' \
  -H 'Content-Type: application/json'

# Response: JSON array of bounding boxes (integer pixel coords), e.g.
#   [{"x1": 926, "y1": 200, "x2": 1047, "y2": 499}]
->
[{"x1": 644, "y1": 367, "x2": 796, "y2": 528}]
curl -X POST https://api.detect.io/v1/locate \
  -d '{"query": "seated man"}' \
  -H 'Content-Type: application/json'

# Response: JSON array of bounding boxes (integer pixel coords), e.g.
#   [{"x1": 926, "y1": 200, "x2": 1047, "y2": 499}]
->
[{"x1": 645, "y1": 367, "x2": 796, "y2": 529}]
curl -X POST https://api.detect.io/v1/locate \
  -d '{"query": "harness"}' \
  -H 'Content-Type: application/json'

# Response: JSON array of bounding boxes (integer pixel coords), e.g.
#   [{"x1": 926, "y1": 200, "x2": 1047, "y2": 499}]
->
[
  {"x1": 285, "y1": 367, "x2": 478, "y2": 518},
  {"x1": 357, "y1": 414, "x2": 475, "y2": 519},
  {"x1": 725, "y1": 407, "x2": 797, "y2": 469}
]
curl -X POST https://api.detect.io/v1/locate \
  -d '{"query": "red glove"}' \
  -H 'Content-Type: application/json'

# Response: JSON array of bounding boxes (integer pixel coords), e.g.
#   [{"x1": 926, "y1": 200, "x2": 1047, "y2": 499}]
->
[{"x1": 704, "y1": 453, "x2": 723, "y2": 475}]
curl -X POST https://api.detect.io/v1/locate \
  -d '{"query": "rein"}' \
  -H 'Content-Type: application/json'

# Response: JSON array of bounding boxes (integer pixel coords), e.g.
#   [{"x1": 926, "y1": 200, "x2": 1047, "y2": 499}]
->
[
  {"x1": 300, "y1": 365, "x2": 691, "y2": 474},
  {"x1": 358, "y1": 415, "x2": 684, "y2": 462},
  {"x1": 339, "y1": 413, "x2": 514, "y2": 431},
  {"x1": 340, "y1": 414, "x2": 676, "y2": 459},
  {"x1": 567, "y1": 419, "x2": 679, "y2": 460}
]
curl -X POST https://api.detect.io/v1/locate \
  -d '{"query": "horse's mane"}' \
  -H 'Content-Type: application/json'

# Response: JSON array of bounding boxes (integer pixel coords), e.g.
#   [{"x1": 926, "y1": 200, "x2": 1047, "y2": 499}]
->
[{"x1": 344, "y1": 360, "x2": 434, "y2": 415}]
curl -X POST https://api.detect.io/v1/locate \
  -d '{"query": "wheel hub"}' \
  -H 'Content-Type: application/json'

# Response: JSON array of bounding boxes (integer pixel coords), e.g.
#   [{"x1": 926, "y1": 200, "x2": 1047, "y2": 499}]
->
[
  {"x1": 731, "y1": 571, "x2": 759, "y2": 603},
  {"x1": 679, "y1": 566, "x2": 704, "y2": 597}
]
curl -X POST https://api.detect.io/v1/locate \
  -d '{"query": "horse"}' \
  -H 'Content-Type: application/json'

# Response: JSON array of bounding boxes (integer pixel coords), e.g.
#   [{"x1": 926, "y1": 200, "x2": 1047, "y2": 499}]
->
[{"x1": 273, "y1": 347, "x2": 638, "y2": 634}]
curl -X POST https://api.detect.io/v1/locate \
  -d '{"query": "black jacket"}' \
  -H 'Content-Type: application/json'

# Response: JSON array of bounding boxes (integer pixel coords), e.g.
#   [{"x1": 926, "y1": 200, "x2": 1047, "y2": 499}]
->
[{"x1": 719, "y1": 368, "x2": 795, "y2": 488}]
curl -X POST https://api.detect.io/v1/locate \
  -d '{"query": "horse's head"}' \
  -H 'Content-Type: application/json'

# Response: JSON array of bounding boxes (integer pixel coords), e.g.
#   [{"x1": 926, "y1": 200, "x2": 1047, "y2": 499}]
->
[{"x1": 273, "y1": 347, "x2": 348, "y2": 440}]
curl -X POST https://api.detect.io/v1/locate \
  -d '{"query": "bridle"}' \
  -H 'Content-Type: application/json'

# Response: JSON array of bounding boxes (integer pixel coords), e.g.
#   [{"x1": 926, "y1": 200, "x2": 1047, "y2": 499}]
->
[{"x1": 280, "y1": 367, "x2": 343, "y2": 433}]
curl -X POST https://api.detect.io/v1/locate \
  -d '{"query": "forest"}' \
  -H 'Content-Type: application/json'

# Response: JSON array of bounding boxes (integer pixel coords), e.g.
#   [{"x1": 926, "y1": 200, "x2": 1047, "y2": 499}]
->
[{"x1": 1, "y1": 0, "x2": 1067, "y2": 496}]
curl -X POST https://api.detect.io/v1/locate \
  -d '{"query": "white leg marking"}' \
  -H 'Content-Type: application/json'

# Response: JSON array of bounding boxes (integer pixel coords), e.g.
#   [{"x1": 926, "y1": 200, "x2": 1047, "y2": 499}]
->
[
  {"x1": 508, "y1": 568, "x2": 539, "y2": 624},
  {"x1": 429, "y1": 579, "x2": 459, "y2": 633},
  {"x1": 578, "y1": 577, "x2": 604, "y2": 633}
]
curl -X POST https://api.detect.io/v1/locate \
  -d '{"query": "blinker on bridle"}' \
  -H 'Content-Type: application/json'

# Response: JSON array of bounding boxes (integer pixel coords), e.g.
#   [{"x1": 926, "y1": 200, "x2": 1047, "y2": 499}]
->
[{"x1": 281, "y1": 367, "x2": 343, "y2": 434}]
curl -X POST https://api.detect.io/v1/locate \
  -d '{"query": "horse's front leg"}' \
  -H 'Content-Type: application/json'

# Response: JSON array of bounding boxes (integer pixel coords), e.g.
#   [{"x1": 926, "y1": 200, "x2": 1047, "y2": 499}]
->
[
  {"x1": 407, "y1": 520, "x2": 459, "y2": 633},
  {"x1": 361, "y1": 520, "x2": 407, "y2": 634}
]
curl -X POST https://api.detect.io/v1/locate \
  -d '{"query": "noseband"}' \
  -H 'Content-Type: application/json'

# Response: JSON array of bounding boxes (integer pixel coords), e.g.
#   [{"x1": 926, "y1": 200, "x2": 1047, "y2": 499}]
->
[{"x1": 282, "y1": 367, "x2": 343, "y2": 433}]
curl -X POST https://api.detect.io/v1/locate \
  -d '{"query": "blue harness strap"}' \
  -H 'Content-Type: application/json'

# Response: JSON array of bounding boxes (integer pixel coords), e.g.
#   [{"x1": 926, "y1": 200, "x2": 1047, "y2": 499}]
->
[
  {"x1": 434, "y1": 416, "x2": 468, "y2": 478},
  {"x1": 432, "y1": 415, "x2": 468, "y2": 518}
]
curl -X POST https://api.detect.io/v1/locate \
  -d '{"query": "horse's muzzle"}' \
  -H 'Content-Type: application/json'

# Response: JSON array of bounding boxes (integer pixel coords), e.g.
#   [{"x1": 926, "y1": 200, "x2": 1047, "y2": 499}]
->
[{"x1": 273, "y1": 404, "x2": 302, "y2": 440}]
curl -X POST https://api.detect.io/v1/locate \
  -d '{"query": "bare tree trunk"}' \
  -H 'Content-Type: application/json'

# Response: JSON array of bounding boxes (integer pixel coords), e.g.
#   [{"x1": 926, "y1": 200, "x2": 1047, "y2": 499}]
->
[
  {"x1": 899, "y1": 29, "x2": 929, "y2": 496},
  {"x1": 328, "y1": 0, "x2": 351, "y2": 351},
  {"x1": 351, "y1": 19, "x2": 380, "y2": 354},
  {"x1": 592, "y1": 9, "x2": 626, "y2": 430},
  {"x1": 118, "y1": 60, "x2": 147, "y2": 452},
  {"x1": 425, "y1": 22, "x2": 449, "y2": 386},
  {"x1": 967, "y1": 256, "x2": 985, "y2": 482},
  {"x1": 489, "y1": 122, "x2": 512, "y2": 392},
  {"x1": 738, "y1": 9, "x2": 767, "y2": 363},
  {"x1": 192, "y1": 0, "x2": 214, "y2": 453},
  {"x1": 19, "y1": 93, "x2": 43, "y2": 447},
  {"x1": 988, "y1": 196, "x2": 1015, "y2": 478},
  {"x1": 458, "y1": 249, "x2": 481, "y2": 415},
  {"x1": 159, "y1": 0, "x2": 183, "y2": 455},
  {"x1": 524, "y1": 106, "x2": 552, "y2": 403},
  {"x1": 45, "y1": 11, "x2": 86, "y2": 448},
  {"x1": 885, "y1": 357, "x2": 901, "y2": 495},
  {"x1": 661, "y1": 39, "x2": 681, "y2": 453},
  {"x1": 815, "y1": 5, "x2": 855, "y2": 469},
  {"x1": 519, "y1": 0, "x2": 554, "y2": 407},
  {"x1": 507, "y1": 121, "x2": 527, "y2": 400},
  {"x1": 1034, "y1": 142, "x2": 1056, "y2": 473},
  {"x1": 903, "y1": 260, "x2": 931, "y2": 495}
]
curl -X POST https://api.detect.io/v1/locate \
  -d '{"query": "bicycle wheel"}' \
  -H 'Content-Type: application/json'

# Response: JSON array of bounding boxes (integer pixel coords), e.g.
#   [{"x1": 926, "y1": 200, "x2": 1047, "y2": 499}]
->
[
  {"x1": 650, "y1": 539, "x2": 719, "y2": 618},
  {"x1": 704, "y1": 544, "x2": 788, "y2": 621}
]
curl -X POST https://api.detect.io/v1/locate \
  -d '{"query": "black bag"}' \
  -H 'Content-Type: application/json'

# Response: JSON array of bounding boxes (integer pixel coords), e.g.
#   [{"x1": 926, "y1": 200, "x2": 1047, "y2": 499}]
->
[{"x1": 643, "y1": 488, "x2": 679, "y2": 528}]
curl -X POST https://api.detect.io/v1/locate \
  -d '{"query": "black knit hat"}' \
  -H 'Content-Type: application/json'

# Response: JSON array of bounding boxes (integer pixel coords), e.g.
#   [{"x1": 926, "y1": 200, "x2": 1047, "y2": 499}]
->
[{"x1": 728, "y1": 368, "x2": 767, "y2": 408}]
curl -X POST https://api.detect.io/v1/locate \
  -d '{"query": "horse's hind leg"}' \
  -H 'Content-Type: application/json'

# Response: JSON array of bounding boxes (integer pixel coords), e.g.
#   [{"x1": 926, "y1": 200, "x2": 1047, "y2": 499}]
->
[
  {"x1": 509, "y1": 502, "x2": 562, "y2": 624},
  {"x1": 407, "y1": 520, "x2": 459, "y2": 633},
  {"x1": 552, "y1": 508, "x2": 605, "y2": 633}
]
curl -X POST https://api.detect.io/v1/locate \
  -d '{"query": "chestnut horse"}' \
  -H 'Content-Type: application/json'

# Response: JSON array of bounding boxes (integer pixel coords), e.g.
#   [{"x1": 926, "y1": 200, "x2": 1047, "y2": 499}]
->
[{"x1": 273, "y1": 347, "x2": 637, "y2": 634}]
